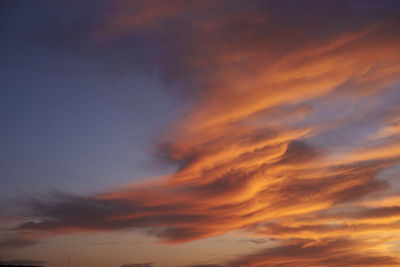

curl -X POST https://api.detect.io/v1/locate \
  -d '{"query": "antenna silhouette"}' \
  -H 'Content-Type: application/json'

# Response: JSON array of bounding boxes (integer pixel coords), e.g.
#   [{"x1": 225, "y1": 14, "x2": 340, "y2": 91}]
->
[{"x1": 68, "y1": 256, "x2": 70, "y2": 267}]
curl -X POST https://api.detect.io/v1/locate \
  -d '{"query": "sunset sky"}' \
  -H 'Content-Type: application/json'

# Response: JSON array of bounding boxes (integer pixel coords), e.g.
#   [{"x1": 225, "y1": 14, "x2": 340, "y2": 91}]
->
[{"x1": 1, "y1": 1, "x2": 400, "y2": 267}]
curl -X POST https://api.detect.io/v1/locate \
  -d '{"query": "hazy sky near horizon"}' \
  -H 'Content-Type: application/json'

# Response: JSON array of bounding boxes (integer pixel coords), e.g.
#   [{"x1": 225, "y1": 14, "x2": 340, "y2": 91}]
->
[{"x1": 1, "y1": 1, "x2": 400, "y2": 267}]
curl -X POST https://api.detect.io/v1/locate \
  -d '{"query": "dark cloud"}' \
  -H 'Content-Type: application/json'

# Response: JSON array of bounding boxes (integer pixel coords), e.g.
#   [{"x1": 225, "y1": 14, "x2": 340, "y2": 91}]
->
[
  {"x1": 0, "y1": 260, "x2": 46, "y2": 266},
  {"x1": 16, "y1": 191, "x2": 211, "y2": 237},
  {"x1": 121, "y1": 263, "x2": 153, "y2": 267},
  {"x1": 277, "y1": 140, "x2": 318, "y2": 165},
  {"x1": 11, "y1": 0, "x2": 399, "y2": 99},
  {"x1": 0, "y1": 236, "x2": 40, "y2": 249},
  {"x1": 17, "y1": 191, "x2": 134, "y2": 231},
  {"x1": 357, "y1": 205, "x2": 400, "y2": 219}
]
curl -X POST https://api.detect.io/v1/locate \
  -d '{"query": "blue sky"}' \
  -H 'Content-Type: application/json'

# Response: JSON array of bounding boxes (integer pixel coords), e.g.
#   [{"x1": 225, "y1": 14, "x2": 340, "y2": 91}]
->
[{"x1": 0, "y1": 1, "x2": 180, "y2": 197}]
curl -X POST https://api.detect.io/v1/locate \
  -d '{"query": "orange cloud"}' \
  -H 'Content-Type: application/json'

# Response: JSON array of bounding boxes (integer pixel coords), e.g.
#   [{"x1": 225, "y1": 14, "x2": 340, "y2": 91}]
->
[{"x1": 7, "y1": 2, "x2": 400, "y2": 266}]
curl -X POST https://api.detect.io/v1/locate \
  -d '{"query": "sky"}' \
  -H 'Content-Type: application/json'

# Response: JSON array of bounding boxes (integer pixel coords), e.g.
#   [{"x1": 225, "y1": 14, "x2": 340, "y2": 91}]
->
[{"x1": 1, "y1": 1, "x2": 400, "y2": 266}]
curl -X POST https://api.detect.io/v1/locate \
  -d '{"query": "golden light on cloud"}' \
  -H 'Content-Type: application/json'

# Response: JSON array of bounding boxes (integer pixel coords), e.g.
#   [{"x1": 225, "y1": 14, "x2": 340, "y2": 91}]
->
[{"x1": 2, "y1": 1, "x2": 400, "y2": 266}]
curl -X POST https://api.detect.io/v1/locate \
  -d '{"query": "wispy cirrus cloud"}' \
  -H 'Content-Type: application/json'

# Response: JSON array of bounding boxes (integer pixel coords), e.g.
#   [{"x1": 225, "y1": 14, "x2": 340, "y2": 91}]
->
[{"x1": 4, "y1": 1, "x2": 400, "y2": 266}]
